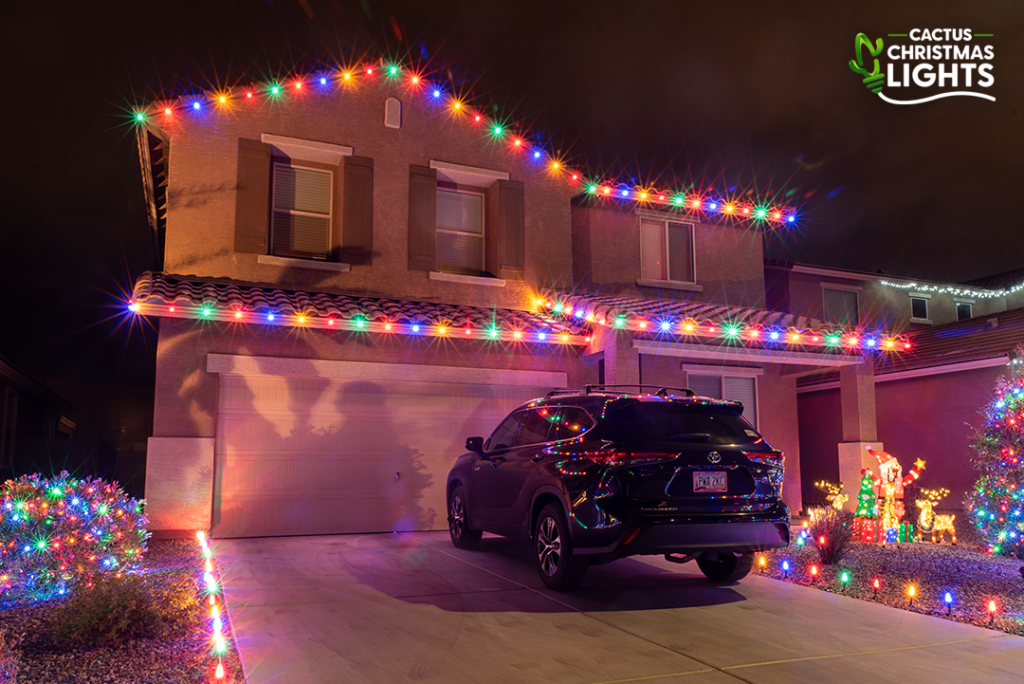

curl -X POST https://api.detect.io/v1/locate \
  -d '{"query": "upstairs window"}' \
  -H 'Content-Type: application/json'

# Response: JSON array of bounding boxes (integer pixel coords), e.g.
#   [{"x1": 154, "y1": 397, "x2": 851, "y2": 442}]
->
[
  {"x1": 910, "y1": 297, "x2": 929, "y2": 321},
  {"x1": 956, "y1": 302, "x2": 973, "y2": 320},
  {"x1": 271, "y1": 164, "x2": 332, "y2": 260},
  {"x1": 436, "y1": 188, "x2": 485, "y2": 275},
  {"x1": 640, "y1": 218, "x2": 694, "y2": 282},
  {"x1": 822, "y1": 288, "x2": 859, "y2": 327}
]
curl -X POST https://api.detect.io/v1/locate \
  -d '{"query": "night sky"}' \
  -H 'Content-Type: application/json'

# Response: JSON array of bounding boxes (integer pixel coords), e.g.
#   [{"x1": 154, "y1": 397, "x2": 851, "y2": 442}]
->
[{"x1": 1, "y1": 0, "x2": 1020, "y2": 385}]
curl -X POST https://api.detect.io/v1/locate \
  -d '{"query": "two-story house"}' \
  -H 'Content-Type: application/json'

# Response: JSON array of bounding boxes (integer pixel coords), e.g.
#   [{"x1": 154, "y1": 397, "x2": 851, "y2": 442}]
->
[
  {"x1": 767, "y1": 261, "x2": 1024, "y2": 511},
  {"x1": 130, "y1": 62, "x2": 919, "y2": 538}
]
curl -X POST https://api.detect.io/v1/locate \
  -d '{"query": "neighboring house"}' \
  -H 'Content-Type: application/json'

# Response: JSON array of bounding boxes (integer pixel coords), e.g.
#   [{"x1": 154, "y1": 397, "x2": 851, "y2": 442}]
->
[
  {"x1": 130, "y1": 62, "x2": 928, "y2": 538},
  {"x1": 0, "y1": 355, "x2": 75, "y2": 482},
  {"x1": 767, "y1": 261, "x2": 1024, "y2": 511}
]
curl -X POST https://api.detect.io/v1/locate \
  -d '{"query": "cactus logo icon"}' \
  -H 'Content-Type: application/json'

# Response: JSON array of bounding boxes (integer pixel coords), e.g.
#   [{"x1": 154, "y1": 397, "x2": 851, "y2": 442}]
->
[{"x1": 848, "y1": 30, "x2": 995, "y2": 105}]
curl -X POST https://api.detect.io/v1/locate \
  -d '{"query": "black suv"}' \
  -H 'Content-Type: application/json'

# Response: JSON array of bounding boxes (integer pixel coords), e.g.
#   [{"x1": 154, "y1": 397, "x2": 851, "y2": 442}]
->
[{"x1": 446, "y1": 385, "x2": 790, "y2": 590}]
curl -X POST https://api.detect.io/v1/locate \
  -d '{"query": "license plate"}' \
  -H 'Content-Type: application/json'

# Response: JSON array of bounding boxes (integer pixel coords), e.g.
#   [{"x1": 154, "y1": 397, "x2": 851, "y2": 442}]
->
[{"x1": 693, "y1": 471, "x2": 727, "y2": 493}]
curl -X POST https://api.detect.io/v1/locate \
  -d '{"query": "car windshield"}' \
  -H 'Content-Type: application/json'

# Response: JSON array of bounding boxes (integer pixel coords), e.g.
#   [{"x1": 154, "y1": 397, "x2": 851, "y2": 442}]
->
[{"x1": 612, "y1": 402, "x2": 763, "y2": 446}]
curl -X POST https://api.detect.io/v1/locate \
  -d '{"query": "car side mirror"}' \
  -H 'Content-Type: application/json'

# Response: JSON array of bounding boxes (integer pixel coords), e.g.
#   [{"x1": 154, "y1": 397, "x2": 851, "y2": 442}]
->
[{"x1": 466, "y1": 436, "x2": 484, "y2": 454}]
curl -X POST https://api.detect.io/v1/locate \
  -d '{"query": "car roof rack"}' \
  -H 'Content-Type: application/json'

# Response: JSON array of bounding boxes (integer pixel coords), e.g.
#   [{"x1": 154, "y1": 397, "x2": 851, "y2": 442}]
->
[
  {"x1": 582, "y1": 384, "x2": 696, "y2": 398},
  {"x1": 543, "y1": 389, "x2": 583, "y2": 398}
]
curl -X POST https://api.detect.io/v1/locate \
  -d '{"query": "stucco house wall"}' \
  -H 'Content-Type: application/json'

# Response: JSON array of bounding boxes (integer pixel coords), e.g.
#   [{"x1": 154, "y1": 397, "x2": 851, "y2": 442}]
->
[
  {"x1": 159, "y1": 85, "x2": 574, "y2": 311},
  {"x1": 766, "y1": 265, "x2": 1006, "y2": 329},
  {"x1": 572, "y1": 203, "x2": 766, "y2": 309},
  {"x1": 797, "y1": 364, "x2": 1006, "y2": 515}
]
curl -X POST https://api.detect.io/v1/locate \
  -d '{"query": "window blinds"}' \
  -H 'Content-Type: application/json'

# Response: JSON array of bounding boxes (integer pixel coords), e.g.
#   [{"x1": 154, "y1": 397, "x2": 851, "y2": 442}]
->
[{"x1": 272, "y1": 165, "x2": 331, "y2": 259}]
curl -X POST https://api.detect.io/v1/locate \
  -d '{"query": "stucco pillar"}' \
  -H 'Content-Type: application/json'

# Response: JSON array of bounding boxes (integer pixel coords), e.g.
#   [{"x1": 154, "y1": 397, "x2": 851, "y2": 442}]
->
[
  {"x1": 837, "y1": 360, "x2": 881, "y2": 512},
  {"x1": 590, "y1": 325, "x2": 639, "y2": 386}
]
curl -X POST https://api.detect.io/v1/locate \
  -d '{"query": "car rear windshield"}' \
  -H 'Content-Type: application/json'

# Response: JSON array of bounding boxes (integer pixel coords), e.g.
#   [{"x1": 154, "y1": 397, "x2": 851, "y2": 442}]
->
[{"x1": 611, "y1": 402, "x2": 763, "y2": 446}]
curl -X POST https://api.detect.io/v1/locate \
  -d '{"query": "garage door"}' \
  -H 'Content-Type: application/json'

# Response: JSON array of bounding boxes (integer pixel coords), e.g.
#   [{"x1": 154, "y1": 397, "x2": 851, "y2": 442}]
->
[{"x1": 211, "y1": 359, "x2": 561, "y2": 538}]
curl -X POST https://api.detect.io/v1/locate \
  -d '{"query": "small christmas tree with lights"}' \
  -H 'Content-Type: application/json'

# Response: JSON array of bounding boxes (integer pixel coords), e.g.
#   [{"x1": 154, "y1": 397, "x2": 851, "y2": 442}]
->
[
  {"x1": 855, "y1": 469, "x2": 878, "y2": 518},
  {"x1": 964, "y1": 344, "x2": 1024, "y2": 558}
]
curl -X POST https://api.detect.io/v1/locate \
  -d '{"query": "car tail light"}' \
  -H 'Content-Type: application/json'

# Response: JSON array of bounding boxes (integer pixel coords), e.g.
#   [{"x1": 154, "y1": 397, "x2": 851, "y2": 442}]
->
[
  {"x1": 743, "y1": 450, "x2": 784, "y2": 467},
  {"x1": 584, "y1": 451, "x2": 678, "y2": 467}
]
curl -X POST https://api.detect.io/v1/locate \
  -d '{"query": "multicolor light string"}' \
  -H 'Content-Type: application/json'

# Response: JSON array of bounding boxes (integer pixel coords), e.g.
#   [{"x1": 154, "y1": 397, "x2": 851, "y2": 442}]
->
[
  {"x1": 536, "y1": 297, "x2": 912, "y2": 353},
  {"x1": 196, "y1": 531, "x2": 232, "y2": 681},
  {"x1": 129, "y1": 60, "x2": 798, "y2": 225},
  {"x1": 126, "y1": 300, "x2": 590, "y2": 346},
  {"x1": 758, "y1": 555, "x2": 999, "y2": 623}
]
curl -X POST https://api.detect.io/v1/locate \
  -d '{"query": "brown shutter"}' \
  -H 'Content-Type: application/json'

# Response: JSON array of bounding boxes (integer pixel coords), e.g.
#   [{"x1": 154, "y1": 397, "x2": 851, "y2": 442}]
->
[
  {"x1": 408, "y1": 165, "x2": 437, "y2": 271},
  {"x1": 338, "y1": 156, "x2": 374, "y2": 264},
  {"x1": 497, "y1": 179, "x2": 525, "y2": 280},
  {"x1": 234, "y1": 138, "x2": 271, "y2": 254}
]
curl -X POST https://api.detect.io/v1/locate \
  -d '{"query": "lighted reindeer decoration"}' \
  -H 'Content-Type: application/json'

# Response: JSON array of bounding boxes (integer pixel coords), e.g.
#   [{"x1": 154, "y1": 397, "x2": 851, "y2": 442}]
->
[
  {"x1": 916, "y1": 488, "x2": 957, "y2": 545},
  {"x1": 815, "y1": 480, "x2": 848, "y2": 511}
]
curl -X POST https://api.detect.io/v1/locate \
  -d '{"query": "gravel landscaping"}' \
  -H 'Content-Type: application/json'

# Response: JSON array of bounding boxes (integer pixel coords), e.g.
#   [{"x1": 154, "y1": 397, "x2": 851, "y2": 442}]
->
[
  {"x1": 0, "y1": 540, "x2": 244, "y2": 684},
  {"x1": 760, "y1": 522, "x2": 1024, "y2": 636}
]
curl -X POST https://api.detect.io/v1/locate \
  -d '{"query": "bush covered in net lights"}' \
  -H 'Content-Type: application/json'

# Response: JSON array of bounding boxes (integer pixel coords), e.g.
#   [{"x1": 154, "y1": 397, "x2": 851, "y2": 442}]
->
[{"x1": 1, "y1": 472, "x2": 150, "y2": 598}]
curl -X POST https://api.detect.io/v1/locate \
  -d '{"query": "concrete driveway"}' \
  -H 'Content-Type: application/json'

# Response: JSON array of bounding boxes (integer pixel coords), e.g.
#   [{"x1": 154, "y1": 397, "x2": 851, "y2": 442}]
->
[{"x1": 214, "y1": 532, "x2": 1023, "y2": 684}]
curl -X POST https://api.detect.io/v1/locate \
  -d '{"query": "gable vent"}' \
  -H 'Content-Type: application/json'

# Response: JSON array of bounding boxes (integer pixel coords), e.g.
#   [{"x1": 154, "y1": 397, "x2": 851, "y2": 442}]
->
[{"x1": 385, "y1": 98, "x2": 402, "y2": 129}]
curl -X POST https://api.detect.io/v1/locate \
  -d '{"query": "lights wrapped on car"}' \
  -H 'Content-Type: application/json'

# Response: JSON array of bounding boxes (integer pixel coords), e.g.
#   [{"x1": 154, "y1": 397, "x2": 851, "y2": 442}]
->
[
  {"x1": 584, "y1": 451, "x2": 679, "y2": 466},
  {"x1": 743, "y1": 450, "x2": 784, "y2": 467}
]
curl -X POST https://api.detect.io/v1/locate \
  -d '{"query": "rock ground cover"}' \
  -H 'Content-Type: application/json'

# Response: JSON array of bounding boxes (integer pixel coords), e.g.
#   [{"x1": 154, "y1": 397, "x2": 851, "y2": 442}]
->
[
  {"x1": 0, "y1": 540, "x2": 244, "y2": 684},
  {"x1": 760, "y1": 522, "x2": 1024, "y2": 636}
]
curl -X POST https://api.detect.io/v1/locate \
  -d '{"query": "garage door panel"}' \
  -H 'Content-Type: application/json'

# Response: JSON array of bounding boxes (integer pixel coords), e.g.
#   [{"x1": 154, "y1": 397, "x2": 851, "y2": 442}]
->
[
  {"x1": 214, "y1": 376, "x2": 552, "y2": 537},
  {"x1": 221, "y1": 459, "x2": 258, "y2": 492}
]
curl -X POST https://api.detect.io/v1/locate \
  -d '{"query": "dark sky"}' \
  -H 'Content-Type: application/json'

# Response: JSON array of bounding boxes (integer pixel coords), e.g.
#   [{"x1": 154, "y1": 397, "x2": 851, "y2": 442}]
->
[{"x1": 1, "y1": 0, "x2": 1021, "y2": 384}]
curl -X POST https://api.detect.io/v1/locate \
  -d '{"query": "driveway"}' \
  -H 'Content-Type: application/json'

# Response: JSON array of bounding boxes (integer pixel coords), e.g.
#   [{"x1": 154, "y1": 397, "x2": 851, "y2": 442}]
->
[{"x1": 214, "y1": 532, "x2": 1023, "y2": 684}]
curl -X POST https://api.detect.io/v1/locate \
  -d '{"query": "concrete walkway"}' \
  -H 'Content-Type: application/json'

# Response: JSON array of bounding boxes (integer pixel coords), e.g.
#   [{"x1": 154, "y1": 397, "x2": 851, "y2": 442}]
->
[{"x1": 214, "y1": 532, "x2": 1023, "y2": 684}]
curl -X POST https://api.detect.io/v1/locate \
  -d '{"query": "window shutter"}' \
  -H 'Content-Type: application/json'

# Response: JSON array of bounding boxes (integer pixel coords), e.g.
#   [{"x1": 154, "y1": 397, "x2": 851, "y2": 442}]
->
[
  {"x1": 339, "y1": 156, "x2": 374, "y2": 265},
  {"x1": 408, "y1": 165, "x2": 437, "y2": 271},
  {"x1": 234, "y1": 138, "x2": 271, "y2": 254},
  {"x1": 723, "y1": 376, "x2": 757, "y2": 427},
  {"x1": 496, "y1": 179, "x2": 525, "y2": 280}
]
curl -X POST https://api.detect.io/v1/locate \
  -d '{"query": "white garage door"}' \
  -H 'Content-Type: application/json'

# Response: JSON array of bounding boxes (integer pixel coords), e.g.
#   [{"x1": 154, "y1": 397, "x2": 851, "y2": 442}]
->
[{"x1": 211, "y1": 357, "x2": 561, "y2": 538}]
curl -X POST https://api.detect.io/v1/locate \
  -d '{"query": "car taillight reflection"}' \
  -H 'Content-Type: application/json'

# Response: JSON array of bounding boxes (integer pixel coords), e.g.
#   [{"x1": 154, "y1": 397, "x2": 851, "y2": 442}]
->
[
  {"x1": 743, "y1": 450, "x2": 784, "y2": 466},
  {"x1": 584, "y1": 451, "x2": 678, "y2": 466}
]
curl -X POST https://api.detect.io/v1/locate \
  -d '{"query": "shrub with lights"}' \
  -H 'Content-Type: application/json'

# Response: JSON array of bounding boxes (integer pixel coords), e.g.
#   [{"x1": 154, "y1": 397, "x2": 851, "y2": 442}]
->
[
  {"x1": 964, "y1": 344, "x2": 1024, "y2": 558},
  {"x1": 0, "y1": 472, "x2": 150, "y2": 598}
]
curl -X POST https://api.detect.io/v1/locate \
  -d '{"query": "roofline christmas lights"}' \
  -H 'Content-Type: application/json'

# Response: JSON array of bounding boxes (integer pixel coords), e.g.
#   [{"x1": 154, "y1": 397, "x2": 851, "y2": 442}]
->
[
  {"x1": 536, "y1": 298, "x2": 912, "y2": 352},
  {"x1": 126, "y1": 301, "x2": 591, "y2": 346},
  {"x1": 130, "y1": 60, "x2": 798, "y2": 226},
  {"x1": 880, "y1": 278, "x2": 1024, "y2": 299}
]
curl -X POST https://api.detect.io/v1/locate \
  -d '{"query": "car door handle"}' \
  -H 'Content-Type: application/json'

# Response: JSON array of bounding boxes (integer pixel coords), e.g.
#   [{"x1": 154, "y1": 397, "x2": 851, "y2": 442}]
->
[
  {"x1": 490, "y1": 456, "x2": 506, "y2": 466},
  {"x1": 531, "y1": 454, "x2": 545, "y2": 462}
]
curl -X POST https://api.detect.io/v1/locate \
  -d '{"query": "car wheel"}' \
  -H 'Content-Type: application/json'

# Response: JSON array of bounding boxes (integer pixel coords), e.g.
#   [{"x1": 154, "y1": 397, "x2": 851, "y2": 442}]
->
[
  {"x1": 534, "y1": 503, "x2": 589, "y2": 591},
  {"x1": 448, "y1": 485, "x2": 482, "y2": 550},
  {"x1": 695, "y1": 552, "x2": 754, "y2": 582}
]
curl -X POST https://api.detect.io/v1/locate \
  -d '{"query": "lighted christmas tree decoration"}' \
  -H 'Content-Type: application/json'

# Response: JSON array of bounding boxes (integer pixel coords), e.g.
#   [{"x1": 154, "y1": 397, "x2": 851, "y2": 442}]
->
[
  {"x1": 0, "y1": 472, "x2": 149, "y2": 598},
  {"x1": 916, "y1": 488, "x2": 957, "y2": 545},
  {"x1": 856, "y1": 469, "x2": 879, "y2": 518},
  {"x1": 964, "y1": 344, "x2": 1024, "y2": 558}
]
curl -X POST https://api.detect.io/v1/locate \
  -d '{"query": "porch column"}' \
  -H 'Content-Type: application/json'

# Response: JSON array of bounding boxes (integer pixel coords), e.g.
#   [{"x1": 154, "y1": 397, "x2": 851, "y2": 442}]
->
[
  {"x1": 590, "y1": 324, "x2": 639, "y2": 386},
  {"x1": 837, "y1": 359, "x2": 881, "y2": 512}
]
